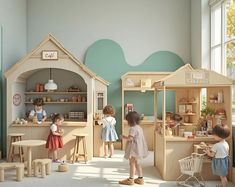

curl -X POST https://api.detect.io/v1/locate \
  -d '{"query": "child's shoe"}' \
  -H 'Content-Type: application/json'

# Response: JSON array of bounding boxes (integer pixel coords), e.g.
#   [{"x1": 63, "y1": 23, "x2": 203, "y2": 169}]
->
[
  {"x1": 53, "y1": 159, "x2": 61, "y2": 163},
  {"x1": 134, "y1": 177, "x2": 144, "y2": 185},
  {"x1": 119, "y1": 178, "x2": 134, "y2": 185}
]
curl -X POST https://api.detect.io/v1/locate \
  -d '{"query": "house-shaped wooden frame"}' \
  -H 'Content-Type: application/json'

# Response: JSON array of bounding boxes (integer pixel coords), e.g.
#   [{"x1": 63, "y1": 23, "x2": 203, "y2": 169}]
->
[
  {"x1": 4, "y1": 34, "x2": 109, "y2": 160},
  {"x1": 152, "y1": 63, "x2": 234, "y2": 180}
]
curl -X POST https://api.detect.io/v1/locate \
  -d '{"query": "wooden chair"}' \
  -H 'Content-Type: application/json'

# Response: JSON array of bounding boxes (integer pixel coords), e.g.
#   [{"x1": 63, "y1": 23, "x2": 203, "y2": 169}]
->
[
  {"x1": 33, "y1": 158, "x2": 51, "y2": 178},
  {"x1": 72, "y1": 134, "x2": 88, "y2": 164},
  {"x1": 0, "y1": 162, "x2": 24, "y2": 182},
  {"x1": 8, "y1": 133, "x2": 24, "y2": 162}
]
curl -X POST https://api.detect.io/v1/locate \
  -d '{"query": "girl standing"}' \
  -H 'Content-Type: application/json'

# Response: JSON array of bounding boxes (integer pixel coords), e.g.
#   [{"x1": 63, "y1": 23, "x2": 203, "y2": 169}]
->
[
  {"x1": 119, "y1": 111, "x2": 148, "y2": 185},
  {"x1": 204, "y1": 124, "x2": 230, "y2": 187},
  {"x1": 99, "y1": 105, "x2": 118, "y2": 158},
  {"x1": 46, "y1": 113, "x2": 64, "y2": 162}
]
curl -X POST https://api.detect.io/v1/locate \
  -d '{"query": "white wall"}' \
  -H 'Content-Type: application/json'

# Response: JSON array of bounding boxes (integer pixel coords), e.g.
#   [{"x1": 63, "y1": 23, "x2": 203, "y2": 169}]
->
[
  {"x1": 191, "y1": 0, "x2": 210, "y2": 68},
  {"x1": 27, "y1": 0, "x2": 191, "y2": 65},
  {"x1": 0, "y1": 0, "x2": 27, "y2": 155},
  {"x1": 0, "y1": 0, "x2": 27, "y2": 71},
  {"x1": 191, "y1": 0, "x2": 202, "y2": 68}
]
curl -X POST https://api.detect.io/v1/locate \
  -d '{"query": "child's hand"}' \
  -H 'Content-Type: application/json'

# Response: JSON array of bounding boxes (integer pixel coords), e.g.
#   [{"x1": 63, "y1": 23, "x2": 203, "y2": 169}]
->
[
  {"x1": 59, "y1": 129, "x2": 64, "y2": 136},
  {"x1": 203, "y1": 147, "x2": 210, "y2": 155}
]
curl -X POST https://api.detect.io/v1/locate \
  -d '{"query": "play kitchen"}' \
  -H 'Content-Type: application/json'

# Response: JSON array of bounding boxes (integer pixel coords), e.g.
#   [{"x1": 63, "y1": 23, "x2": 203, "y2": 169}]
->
[
  {"x1": 5, "y1": 35, "x2": 109, "y2": 161},
  {"x1": 153, "y1": 64, "x2": 234, "y2": 181}
]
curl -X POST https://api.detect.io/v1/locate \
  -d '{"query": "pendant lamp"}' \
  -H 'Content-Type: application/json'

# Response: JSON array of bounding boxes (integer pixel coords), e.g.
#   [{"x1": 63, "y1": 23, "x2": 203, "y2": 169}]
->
[{"x1": 44, "y1": 68, "x2": 57, "y2": 91}]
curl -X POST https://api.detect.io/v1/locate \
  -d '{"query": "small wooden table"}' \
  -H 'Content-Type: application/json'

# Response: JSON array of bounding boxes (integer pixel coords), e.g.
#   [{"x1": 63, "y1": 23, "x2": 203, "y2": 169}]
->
[{"x1": 12, "y1": 140, "x2": 46, "y2": 177}]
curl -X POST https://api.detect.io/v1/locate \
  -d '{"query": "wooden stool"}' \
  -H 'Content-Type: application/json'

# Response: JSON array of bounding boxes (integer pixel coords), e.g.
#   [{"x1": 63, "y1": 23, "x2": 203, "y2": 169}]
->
[
  {"x1": 8, "y1": 133, "x2": 24, "y2": 162},
  {"x1": 72, "y1": 133, "x2": 88, "y2": 164},
  {"x1": 33, "y1": 159, "x2": 52, "y2": 178},
  {"x1": 0, "y1": 162, "x2": 24, "y2": 182}
]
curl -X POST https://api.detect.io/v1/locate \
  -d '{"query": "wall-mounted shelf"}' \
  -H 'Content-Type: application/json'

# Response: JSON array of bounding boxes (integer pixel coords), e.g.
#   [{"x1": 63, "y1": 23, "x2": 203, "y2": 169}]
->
[
  {"x1": 25, "y1": 102, "x2": 87, "y2": 104},
  {"x1": 25, "y1": 91, "x2": 87, "y2": 95},
  {"x1": 179, "y1": 113, "x2": 196, "y2": 116},
  {"x1": 123, "y1": 87, "x2": 154, "y2": 91}
]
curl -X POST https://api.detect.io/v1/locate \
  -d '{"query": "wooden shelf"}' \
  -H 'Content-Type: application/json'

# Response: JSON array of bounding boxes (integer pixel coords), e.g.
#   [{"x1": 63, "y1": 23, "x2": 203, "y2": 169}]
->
[
  {"x1": 25, "y1": 91, "x2": 87, "y2": 95},
  {"x1": 123, "y1": 87, "x2": 153, "y2": 91},
  {"x1": 178, "y1": 102, "x2": 197, "y2": 104},
  {"x1": 11, "y1": 121, "x2": 87, "y2": 127},
  {"x1": 25, "y1": 102, "x2": 87, "y2": 104},
  {"x1": 179, "y1": 113, "x2": 196, "y2": 116}
]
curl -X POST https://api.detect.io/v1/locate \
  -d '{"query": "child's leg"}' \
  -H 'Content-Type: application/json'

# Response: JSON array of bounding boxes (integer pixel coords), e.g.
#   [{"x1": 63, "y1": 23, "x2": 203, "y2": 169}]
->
[
  {"x1": 220, "y1": 176, "x2": 228, "y2": 187},
  {"x1": 129, "y1": 157, "x2": 136, "y2": 178},
  {"x1": 103, "y1": 142, "x2": 108, "y2": 157},
  {"x1": 53, "y1": 149, "x2": 58, "y2": 160},
  {"x1": 48, "y1": 149, "x2": 53, "y2": 159},
  {"x1": 135, "y1": 159, "x2": 143, "y2": 177},
  {"x1": 109, "y1": 142, "x2": 114, "y2": 157},
  {"x1": 118, "y1": 157, "x2": 136, "y2": 185}
]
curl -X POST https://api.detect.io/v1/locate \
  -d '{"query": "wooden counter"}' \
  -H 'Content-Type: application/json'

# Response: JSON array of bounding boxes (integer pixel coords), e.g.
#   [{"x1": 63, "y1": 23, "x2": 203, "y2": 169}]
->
[
  {"x1": 8, "y1": 121, "x2": 91, "y2": 162},
  {"x1": 154, "y1": 131, "x2": 218, "y2": 181},
  {"x1": 93, "y1": 124, "x2": 104, "y2": 157},
  {"x1": 122, "y1": 120, "x2": 155, "y2": 151},
  {"x1": 11, "y1": 121, "x2": 87, "y2": 127}
]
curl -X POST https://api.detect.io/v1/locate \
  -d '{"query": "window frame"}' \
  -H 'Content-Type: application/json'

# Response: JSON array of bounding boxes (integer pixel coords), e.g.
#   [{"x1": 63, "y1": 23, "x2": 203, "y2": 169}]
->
[{"x1": 210, "y1": 0, "x2": 235, "y2": 126}]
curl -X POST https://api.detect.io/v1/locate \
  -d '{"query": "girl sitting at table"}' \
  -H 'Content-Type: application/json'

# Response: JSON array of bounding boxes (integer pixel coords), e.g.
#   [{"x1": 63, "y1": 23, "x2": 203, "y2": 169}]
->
[{"x1": 46, "y1": 113, "x2": 64, "y2": 162}]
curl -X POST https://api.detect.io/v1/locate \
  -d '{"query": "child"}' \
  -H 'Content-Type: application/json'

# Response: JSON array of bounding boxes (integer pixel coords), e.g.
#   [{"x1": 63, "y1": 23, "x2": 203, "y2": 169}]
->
[
  {"x1": 99, "y1": 105, "x2": 118, "y2": 158},
  {"x1": 29, "y1": 98, "x2": 47, "y2": 123},
  {"x1": 46, "y1": 113, "x2": 64, "y2": 162},
  {"x1": 204, "y1": 124, "x2": 230, "y2": 187},
  {"x1": 119, "y1": 111, "x2": 148, "y2": 185}
]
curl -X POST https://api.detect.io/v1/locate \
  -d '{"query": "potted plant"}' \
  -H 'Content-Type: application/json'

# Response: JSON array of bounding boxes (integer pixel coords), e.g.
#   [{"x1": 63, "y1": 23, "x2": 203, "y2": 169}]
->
[{"x1": 201, "y1": 106, "x2": 216, "y2": 117}]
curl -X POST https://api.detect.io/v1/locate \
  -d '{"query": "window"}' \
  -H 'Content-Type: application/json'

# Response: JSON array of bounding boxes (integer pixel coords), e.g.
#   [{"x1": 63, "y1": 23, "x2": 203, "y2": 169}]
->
[
  {"x1": 95, "y1": 91, "x2": 105, "y2": 112},
  {"x1": 210, "y1": 0, "x2": 235, "y2": 126}
]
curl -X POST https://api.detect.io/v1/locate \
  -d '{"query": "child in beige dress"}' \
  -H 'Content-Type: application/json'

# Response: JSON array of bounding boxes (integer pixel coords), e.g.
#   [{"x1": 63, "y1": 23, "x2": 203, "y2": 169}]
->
[{"x1": 119, "y1": 111, "x2": 148, "y2": 185}]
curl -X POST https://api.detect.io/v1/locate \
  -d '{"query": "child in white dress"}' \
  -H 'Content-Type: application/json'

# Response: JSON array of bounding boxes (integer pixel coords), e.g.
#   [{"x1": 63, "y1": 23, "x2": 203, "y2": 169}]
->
[
  {"x1": 99, "y1": 105, "x2": 118, "y2": 158},
  {"x1": 204, "y1": 124, "x2": 230, "y2": 187},
  {"x1": 119, "y1": 111, "x2": 148, "y2": 185}
]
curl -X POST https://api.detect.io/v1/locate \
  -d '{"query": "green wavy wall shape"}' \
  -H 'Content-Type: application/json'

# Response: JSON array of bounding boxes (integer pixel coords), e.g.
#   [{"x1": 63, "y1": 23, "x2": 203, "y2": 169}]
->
[{"x1": 85, "y1": 39, "x2": 185, "y2": 135}]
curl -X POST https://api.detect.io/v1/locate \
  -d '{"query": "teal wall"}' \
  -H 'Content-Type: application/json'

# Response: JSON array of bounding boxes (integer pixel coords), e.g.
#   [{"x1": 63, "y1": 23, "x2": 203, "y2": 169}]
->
[{"x1": 85, "y1": 39, "x2": 184, "y2": 135}]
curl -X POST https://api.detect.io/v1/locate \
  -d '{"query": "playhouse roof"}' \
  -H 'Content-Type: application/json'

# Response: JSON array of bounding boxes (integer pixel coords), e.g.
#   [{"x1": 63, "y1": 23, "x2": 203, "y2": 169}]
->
[
  {"x1": 4, "y1": 34, "x2": 109, "y2": 86},
  {"x1": 152, "y1": 63, "x2": 235, "y2": 88}
]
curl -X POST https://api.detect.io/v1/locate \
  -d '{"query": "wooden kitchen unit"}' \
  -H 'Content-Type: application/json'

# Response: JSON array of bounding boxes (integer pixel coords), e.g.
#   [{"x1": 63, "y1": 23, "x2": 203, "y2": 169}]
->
[
  {"x1": 153, "y1": 64, "x2": 234, "y2": 180},
  {"x1": 5, "y1": 35, "x2": 109, "y2": 161}
]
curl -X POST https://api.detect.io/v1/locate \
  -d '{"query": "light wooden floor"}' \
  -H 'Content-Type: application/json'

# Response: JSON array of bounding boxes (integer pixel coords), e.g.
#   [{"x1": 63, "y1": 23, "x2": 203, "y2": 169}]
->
[{"x1": 0, "y1": 151, "x2": 234, "y2": 187}]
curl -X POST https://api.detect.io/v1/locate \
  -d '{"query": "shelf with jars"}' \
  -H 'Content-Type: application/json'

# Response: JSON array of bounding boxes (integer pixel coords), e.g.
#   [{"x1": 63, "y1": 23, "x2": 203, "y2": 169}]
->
[{"x1": 24, "y1": 91, "x2": 87, "y2": 104}]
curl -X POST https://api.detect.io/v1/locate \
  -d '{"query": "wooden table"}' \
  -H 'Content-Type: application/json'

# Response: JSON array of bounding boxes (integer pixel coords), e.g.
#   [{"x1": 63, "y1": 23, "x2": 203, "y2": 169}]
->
[{"x1": 12, "y1": 140, "x2": 46, "y2": 176}]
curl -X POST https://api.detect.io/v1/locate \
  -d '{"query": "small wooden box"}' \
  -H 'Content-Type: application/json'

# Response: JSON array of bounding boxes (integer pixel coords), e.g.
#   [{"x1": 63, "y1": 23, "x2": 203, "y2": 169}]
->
[{"x1": 140, "y1": 79, "x2": 151, "y2": 88}]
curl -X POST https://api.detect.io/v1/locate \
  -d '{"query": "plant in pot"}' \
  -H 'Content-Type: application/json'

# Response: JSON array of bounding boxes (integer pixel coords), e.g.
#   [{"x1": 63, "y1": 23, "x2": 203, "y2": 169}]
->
[{"x1": 201, "y1": 106, "x2": 216, "y2": 118}]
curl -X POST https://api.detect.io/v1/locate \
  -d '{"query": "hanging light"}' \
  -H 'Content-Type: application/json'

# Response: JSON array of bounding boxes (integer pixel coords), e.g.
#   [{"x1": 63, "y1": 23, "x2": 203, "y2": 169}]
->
[{"x1": 44, "y1": 68, "x2": 57, "y2": 91}]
